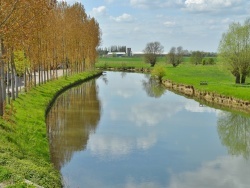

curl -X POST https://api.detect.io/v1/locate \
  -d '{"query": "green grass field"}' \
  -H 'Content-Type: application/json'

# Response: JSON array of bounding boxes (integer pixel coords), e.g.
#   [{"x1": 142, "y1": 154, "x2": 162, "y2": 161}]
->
[
  {"x1": 96, "y1": 56, "x2": 165, "y2": 69},
  {"x1": 95, "y1": 56, "x2": 250, "y2": 101}
]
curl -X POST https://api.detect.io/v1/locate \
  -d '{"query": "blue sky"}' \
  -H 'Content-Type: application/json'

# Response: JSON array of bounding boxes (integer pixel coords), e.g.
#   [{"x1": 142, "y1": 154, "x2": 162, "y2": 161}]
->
[{"x1": 61, "y1": 0, "x2": 250, "y2": 53}]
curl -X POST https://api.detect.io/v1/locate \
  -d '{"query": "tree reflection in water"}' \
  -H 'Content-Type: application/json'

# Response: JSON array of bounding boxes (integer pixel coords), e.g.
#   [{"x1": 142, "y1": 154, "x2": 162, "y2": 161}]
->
[
  {"x1": 46, "y1": 80, "x2": 101, "y2": 170},
  {"x1": 142, "y1": 76, "x2": 166, "y2": 98},
  {"x1": 217, "y1": 112, "x2": 250, "y2": 159}
]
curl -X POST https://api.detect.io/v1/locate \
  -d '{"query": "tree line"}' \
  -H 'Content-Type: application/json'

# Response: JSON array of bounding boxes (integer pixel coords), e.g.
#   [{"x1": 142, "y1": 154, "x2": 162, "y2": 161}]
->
[
  {"x1": 143, "y1": 42, "x2": 215, "y2": 67},
  {"x1": 144, "y1": 17, "x2": 250, "y2": 85},
  {"x1": 0, "y1": 0, "x2": 101, "y2": 115}
]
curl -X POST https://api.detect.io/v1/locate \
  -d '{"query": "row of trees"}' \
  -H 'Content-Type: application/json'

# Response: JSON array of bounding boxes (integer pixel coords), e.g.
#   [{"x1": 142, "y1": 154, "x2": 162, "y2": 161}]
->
[
  {"x1": 0, "y1": 1, "x2": 101, "y2": 115},
  {"x1": 145, "y1": 18, "x2": 250, "y2": 84},
  {"x1": 143, "y1": 42, "x2": 215, "y2": 67}
]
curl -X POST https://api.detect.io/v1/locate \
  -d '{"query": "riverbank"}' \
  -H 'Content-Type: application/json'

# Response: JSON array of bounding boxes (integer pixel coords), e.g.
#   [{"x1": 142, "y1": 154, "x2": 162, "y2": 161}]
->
[
  {"x1": 162, "y1": 80, "x2": 250, "y2": 114},
  {"x1": 0, "y1": 70, "x2": 102, "y2": 187},
  {"x1": 96, "y1": 57, "x2": 250, "y2": 113}
]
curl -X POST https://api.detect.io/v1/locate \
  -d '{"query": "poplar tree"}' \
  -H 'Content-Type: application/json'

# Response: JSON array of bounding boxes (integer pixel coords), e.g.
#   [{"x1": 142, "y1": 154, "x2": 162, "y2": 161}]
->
[{"x1": 0, "y1": 0, "x2": 101, "y2": 115}]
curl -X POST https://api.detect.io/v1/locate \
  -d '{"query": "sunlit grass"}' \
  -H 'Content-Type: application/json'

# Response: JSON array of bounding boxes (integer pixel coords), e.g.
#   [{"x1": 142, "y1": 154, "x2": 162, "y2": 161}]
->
[
  {"x1": 0, "y1": 70, "x2": 101, "y2": 187},
  {"x1": 96, "y1": 56, "x2": 166, "y2": 69},
  {"x1": 162, "y1": 62, "x2": 250, "y2": 100}
]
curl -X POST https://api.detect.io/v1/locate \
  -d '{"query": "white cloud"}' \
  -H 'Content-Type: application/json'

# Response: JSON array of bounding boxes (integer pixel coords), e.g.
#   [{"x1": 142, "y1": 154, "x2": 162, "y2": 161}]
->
[
  {"x1": 163, "y1": 21, "x2": 176, "y2": 27},
  {"x1": 184, "y1": 0, "x2": 243, "y2": 12},
  {"x1": 130, "y1": 0, "x2": 183, "y2": 9},
  {"x1": 169, "y1": 156, "x2": 250, "y2": 188},
  {"x1": 111, "y1": 13, "x2": 134, "y2": 22},
  {"x1": 129, "y1": 102, "x2": 183, "y2": 126},
  {"x1": 87, "y1": 134, "x2": 157, "y2": 158},
  {"x1": 92, "y1": 6, "x2": 107, "y2": 17}
]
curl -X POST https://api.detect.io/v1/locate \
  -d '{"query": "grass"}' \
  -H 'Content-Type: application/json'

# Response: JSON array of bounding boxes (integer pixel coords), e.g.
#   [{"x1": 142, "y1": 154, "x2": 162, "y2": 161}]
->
[
  {"x1": 0, "y1": 70, "x2": 102, "y2": 187},
  {"x1": 96, "y1": 56, "x2": 166, "y2": 69},
  {"x1": 162, "y1": 62, "x2": 250, "y2": 100},
  {"x1": 95, "y1": 56, "x2": 250, "y2": 101}
]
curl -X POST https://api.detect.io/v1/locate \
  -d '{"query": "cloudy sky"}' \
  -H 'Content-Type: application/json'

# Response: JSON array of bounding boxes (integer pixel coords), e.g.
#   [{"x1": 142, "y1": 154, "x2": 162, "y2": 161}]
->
[{"x1": 61, "y1": 0, "x2": 250, "y2": 52}]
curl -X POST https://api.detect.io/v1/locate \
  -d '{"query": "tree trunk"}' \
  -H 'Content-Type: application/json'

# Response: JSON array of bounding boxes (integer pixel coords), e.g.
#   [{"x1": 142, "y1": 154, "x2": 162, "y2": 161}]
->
[
  {"x1": 0, "y1": 38, "x2": 5, "y2": 116},
  {"x1": 235, "y1": 74, "x2": 240, "y2": 84},
  {"x1": 241, "y1": 74, "x2": 246, "y2": 84},
  {"x1": 33, "y1": 68, "x2": 36, "y2": 87},
  {"x1": 24, "y1": 67, "x2": 27, "y2": 92},
  {"x1": 10, "y1": 50, "x2": 15, "y2": 100},
  {"x1": 15, "y1": 73, "x2": 18, "y2": 98}
]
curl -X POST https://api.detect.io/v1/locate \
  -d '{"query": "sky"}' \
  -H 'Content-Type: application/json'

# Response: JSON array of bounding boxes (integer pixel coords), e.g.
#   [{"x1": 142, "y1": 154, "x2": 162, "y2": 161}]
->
[{"x1": 60, "y1": 0, "x2": 250, "y2": 53}]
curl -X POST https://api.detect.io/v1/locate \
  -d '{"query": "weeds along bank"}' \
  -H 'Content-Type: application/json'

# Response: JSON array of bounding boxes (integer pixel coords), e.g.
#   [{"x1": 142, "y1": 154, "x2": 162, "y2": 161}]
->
[{"x1": 0, "y1": 71, "x2": 102, "y2": 187}]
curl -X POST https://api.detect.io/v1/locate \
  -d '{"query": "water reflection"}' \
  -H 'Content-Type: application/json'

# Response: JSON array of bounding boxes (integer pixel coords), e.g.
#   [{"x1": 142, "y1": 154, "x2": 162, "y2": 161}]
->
[
  {"x1": 218, "y1": 112, "x2": 250, "y2": 159},
  {"x1": 46, "y1": 80, "x2": 101, "y2": 170},
  {"x1": 168, "y1": 156, "x2": 250, "y2": 188},
  {"x1": 46, "y1": 71, "x2": 250, "y2": 188},
  {"x1": 142, "y1": 76, "x2": 166, "y2": 98}
]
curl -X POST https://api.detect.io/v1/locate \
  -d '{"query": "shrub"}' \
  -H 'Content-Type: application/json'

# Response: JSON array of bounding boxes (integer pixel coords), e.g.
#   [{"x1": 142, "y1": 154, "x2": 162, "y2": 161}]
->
[{"x1": 151, "y1": 64, "x2": 166, "y2": 81}]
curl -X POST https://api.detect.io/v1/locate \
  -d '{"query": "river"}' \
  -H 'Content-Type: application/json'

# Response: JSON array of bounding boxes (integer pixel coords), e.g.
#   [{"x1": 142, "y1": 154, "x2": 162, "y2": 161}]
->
[{"x1": 46, "y1": 71, "x2": 250, "y2": 188}]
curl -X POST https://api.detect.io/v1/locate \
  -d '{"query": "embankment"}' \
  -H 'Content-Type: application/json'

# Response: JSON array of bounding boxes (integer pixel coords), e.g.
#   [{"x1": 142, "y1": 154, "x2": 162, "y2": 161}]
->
[
  {"x1": 0, "y1": 70, "x2": 102, "y2": 187},
  {"x1": 162, "y1": 79, "x2": 250, "y2": 113}
]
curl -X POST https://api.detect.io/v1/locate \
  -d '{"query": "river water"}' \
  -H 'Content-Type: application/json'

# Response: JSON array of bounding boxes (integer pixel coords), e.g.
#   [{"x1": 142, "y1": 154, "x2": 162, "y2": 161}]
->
[{"x1": 46, "y1": 71, "x2": 250, "y2": 188}]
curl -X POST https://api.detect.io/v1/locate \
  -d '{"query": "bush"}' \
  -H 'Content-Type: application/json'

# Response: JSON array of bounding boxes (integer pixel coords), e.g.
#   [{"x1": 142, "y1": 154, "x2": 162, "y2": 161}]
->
[
  {"x1": 151, "y1": 64, "x2": 166, "y2": 81},
  {"x1": 202, "y1": 58, "x2": 216, "y2": 65}
]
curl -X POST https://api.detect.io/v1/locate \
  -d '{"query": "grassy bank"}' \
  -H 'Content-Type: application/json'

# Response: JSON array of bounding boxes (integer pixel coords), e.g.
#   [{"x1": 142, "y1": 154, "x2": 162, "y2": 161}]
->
[
  {"x1": 0, "y1": 70, "x2": 101, "y2": 187},
  {"x1": 95, "y1": 57, "x2": 250, "y2": 101}
]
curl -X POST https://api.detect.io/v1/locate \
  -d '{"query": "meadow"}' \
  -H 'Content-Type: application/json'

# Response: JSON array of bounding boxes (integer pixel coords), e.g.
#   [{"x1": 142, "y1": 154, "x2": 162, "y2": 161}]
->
[{"x1": 96, "y1": 56, "x2": 250, "y2": 101}]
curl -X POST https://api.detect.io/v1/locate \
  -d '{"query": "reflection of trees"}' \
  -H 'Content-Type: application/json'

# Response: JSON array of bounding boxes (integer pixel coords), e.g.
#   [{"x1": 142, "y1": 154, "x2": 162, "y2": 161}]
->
[
  {"x1": 142, "y1": 78, "x2": 166, "y2": 98},
  {"x1": 217, "y1": 112, "x2": 250, "y2": 159},
  {"x1": 101, "y1": 74, "x2": 108, "y2": 85},
  {"x1": 46, "y1": 80, "x2": 101, "y2": 170},
  {"x1": 121, "y1": 72, "x2": 127, "y2": 78}
]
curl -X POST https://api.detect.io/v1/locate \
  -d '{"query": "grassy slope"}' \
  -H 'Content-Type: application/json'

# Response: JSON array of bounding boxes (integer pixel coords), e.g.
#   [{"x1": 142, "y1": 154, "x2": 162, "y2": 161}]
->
[
  {"x1": 0, "y1": 70, "x2": 101, "y2": 188},
  {"x1": 95, "y1": 57, "x2": 250, "y2": 101}
]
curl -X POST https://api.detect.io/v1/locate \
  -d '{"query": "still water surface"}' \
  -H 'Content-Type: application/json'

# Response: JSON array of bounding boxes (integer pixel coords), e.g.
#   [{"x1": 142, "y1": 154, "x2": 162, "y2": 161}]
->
[{"x1": 46, "y1": 71, "x2": 250, "y2": 188}]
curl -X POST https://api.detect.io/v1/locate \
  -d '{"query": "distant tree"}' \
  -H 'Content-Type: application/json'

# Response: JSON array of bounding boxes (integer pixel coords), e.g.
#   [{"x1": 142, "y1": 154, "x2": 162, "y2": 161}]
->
[
  {"x1": 190, "y1": 51, "x2": 205, "y2": 65},
  {"x1": 202, "y1": 57, "x2": 215, "y2": 65},
  {"x1": 97, "y1": 48, "x2": 109, "y2": 56},
  {"x1": 218, "y1": 18, "x2": 250, "y2": 84},
  {"x1": 167, "y1": 46, "x2": 184, "y2": 67},
  {"x1": 143, "y1": 41, "x2": 164, "y2": 67}
]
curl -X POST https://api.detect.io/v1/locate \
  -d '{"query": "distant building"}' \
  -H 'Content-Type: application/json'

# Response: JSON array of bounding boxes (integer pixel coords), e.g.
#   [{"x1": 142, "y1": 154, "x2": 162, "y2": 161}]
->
[
  {"x1": 107, "y1": 52, "x2": 126, "y2": 57},
  {"x1": 132, "y1": 52, "x2": 144, "y2": 57},
  {"x1": 127, "y1": 48, "x2": 132, "y2": 57}
]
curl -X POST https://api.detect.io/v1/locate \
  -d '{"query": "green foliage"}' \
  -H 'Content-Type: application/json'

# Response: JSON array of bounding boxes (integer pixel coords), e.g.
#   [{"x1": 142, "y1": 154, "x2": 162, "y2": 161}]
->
[
  {"x1": 218, "y1": 18, "x2": 250, "y2": 84},
  {"x1": 190, "y1": 51, "x2": 205, "y2": 65},
  {"x1": 14, "y1": 51, "x2": 29, "y2": 76},
  {"x1": 202, "y1": 57, "x2": 216, "y2": 65},
  {"x1": 0, "y1": 166, "x2": 11, "y2": 182},
  {"x1": 151, "y1": 64, "x2": 166, "y2": 81},
  {"x1": 0, "y1": 70, "x2": 101, "y2": 187}
]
